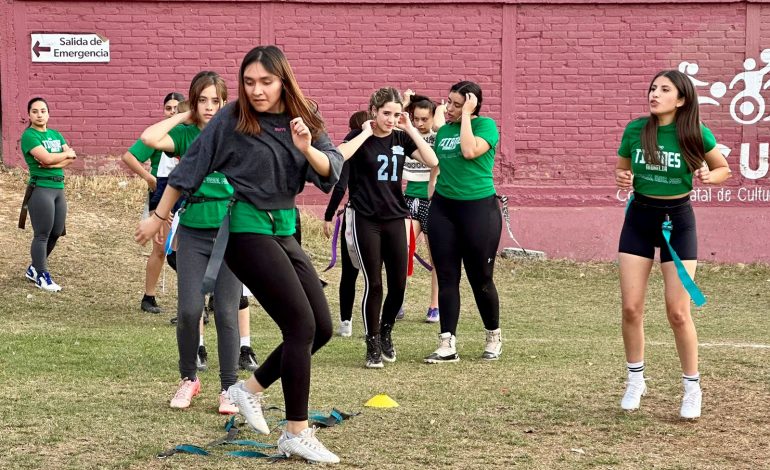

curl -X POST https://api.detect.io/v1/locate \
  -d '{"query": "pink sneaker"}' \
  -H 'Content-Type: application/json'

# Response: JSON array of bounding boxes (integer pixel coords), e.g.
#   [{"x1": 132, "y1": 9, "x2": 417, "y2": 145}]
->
[
  {"x1": 218, "y1": 390, "x2": 239, "y2": 415},
  {"x1": 170, "y1": 377, "x2": 201, "y2": 409}
]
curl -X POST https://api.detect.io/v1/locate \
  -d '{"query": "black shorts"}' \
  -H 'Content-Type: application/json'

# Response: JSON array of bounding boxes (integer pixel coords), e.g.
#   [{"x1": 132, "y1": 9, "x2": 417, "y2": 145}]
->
[
  {"x1": 148, "y1": 177, "x2": 169, "y2": 212},
  {"x1": 618, "y1": 193, "x2": 697, "y2": 262},
  {"x1": 149, "y1": 177, "x2": 183, "y2": 214},
  {"x1": 405, "y1": 195, "x2": 430, "y2": 235}
]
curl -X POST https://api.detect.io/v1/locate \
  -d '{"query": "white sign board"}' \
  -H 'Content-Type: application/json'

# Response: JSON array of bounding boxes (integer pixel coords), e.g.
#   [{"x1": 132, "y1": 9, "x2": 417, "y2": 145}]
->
[{"x1": 30, "y1": 33, "x2": 110, "y2": 63}]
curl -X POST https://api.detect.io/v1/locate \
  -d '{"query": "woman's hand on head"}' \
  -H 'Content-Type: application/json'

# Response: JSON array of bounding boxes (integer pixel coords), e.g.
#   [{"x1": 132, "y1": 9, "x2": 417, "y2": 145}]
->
[
  {"x1": 361, "y1": 120, "x2": 375, "y2": 136},
  {"x1": 403, "y1": 89, "x2": 414, "y2": 107},
  {"x1": 290, "y1": 117, "x2": 312, "y2": 153},
  {"x1": 435, "y1": 100, "x2": 447, "y2": 117},
  {"x1": 397, "y1": 112, "x2": 415, "y2": 132},
  {"x1": 462, "y1": 93, "x2": 478, "y2": 115}
]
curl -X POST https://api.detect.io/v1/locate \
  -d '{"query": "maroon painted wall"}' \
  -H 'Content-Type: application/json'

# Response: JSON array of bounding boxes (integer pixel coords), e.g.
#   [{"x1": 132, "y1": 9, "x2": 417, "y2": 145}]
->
[{"x1": 2, "y1": 0, "x2": 770, "y2": 261}]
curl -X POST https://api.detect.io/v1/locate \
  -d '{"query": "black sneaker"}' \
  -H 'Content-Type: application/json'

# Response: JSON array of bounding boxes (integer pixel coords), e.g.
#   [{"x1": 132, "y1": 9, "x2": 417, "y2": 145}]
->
[
  {"x1": 365, "y1": 334, "x2": 383, "y2": 369},
  {"x1": 196, "y1": 345, "x2": 208, "y2": 372},
  {"x1": 141, "y1": 295, "x2": 161, "y2": 314},
  {"x1": 169, "y1": 316, "x2": 177, "y2": 325},
  {"x1": 380, "y1": 323, "x2": 396, "y2": 363},
  {"x1": 239, "y1": 346, "x2": 259, "y2": 371}
]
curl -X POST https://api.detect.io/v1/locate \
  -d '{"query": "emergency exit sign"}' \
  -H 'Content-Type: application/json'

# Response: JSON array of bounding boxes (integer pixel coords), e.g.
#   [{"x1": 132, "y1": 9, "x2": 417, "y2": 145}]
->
[{"x1": 31, "y1": 33, "x2": 110, "y2": 63}]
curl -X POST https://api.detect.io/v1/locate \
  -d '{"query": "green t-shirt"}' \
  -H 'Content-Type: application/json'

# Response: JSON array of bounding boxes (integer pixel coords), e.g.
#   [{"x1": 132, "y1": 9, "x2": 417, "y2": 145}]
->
[
  {"x1": 128, "y1": 138, "x2": 163, "y2": 177},
  {"x1": 169, "y1": 124, "x2": 233, "y2": 229},
  {"x1": 230, "y1": 202, "x2": 297, "y2": 235},
  {"x1": 618, "y1": 118, "x2": 717, "y2": 197},
  {"x1": 434, "y1": 116, "x2": 499, "y2": 200},
  {"x1": 404, "y1": 181, "x2": 429, "y2": 199},
  {"x1": 20, "y1": 127, "x2": 67, "y2": 189}
]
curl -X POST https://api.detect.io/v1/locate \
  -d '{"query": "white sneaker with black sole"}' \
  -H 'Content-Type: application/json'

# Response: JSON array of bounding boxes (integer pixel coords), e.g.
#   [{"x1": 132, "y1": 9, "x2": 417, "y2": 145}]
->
[
  {"x1": 278, "y1": 427, "x2": 340, "y2": 464},
  {"x1": 621, "y1": 378, "x2": 647, "y2": 411},
  {"x1": 424, "y1": 332, "x2": 459, "y2": 363},
  {"x1": 482, "y1": 328, "x2": 502, "y2": 360},
  {"x1": 680, "y1": 380, "x2": 702, "y2": 419},
  {"x1": 226, "y1": 381, "x2": 270, "y2": 434}
]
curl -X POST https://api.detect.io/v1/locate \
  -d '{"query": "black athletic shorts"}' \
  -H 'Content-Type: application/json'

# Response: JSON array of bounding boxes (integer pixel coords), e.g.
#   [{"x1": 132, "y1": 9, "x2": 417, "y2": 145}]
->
[
  {"x1": 618, "y1": 193, "x2": 697, "y2": 262},
  {"x1": 405, "y1": 195, "x2": 430, "y2": 235}
]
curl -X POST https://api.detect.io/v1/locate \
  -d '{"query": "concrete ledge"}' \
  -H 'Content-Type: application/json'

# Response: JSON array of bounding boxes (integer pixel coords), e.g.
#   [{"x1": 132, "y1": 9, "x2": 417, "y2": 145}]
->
[{"x1": 501, "y1": 247, "x2": 547, "y2": 260}]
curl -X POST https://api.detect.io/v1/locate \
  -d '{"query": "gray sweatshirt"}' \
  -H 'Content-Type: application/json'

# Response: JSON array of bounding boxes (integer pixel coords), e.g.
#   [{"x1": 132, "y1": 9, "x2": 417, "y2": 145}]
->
[{"x1": 168, "y1": 102, "x2": 343, "y2": 210}]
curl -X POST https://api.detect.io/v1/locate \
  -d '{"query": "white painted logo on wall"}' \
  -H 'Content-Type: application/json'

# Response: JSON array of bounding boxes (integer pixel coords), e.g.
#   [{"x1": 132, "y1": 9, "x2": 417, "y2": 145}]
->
[
  {"x1": 678, "y1": 50, "x2": 770, "y2": 184},
  {"x1": 679, "y1": 49, "x2": 770, "y2": 125}
]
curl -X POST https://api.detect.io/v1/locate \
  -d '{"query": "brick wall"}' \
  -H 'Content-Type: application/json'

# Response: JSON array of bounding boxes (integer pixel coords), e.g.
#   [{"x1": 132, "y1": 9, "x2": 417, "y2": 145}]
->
[{"x1": 1, "y1": 0, "x2": 769, "y2": 204}]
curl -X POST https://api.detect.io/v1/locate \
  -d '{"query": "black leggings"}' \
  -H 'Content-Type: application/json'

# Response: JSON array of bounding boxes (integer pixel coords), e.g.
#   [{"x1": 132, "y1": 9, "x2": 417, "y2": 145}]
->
[
  {"x1": 428, "y1": 193, "x2": 502, "y2": 336},
  {"x1": 339, "y1": 216, "x2": 359, "y2": 322},
  {"x1": 225, "y1": 233, "x2": 332, "y2": 422},
  {"x1": 349, "y1": 211, "x2": 407, "y2": 335},
  {"x1": 619, "y1": 193, "x2": 697, "y2": 262}
]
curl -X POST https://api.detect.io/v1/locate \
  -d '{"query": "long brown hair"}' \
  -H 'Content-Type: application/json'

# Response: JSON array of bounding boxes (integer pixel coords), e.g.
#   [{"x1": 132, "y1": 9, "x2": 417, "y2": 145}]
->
[
  {"x1": 235, "y1": 45, "x2": 325, "y2": 138},
  {"x1": 640, "y1": 70, "x2": 705, "y2": 171},
  {"x1": 188, "y1": 71, "x2": 227, "y2": 126}
]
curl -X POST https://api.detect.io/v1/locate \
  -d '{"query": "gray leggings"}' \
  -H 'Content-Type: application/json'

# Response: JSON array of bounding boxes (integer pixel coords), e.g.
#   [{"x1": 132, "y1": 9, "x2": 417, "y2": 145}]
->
[
  {"x1": 176, "y1": 225, "x2": 241, "y2": 390},
  {"x1": 28, "y1": 187, "x2": 67, "y2": 271}
]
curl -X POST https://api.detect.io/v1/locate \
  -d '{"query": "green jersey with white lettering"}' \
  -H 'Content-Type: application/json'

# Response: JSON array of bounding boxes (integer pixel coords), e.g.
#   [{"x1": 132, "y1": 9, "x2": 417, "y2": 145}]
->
[
  {"x1": 20, "y1": 127, "x2": 68, "y2": 188},
  {"x1": 618, "y1": 118, "x2": 716, "y2": 197},
  {"x1": 434, "y1": 116, "x2": 499, "y2": 200}
]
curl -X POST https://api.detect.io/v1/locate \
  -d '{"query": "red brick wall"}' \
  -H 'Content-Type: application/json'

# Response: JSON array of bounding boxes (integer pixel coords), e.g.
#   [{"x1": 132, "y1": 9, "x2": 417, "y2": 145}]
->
[{"x1": 2, "y1": 0, "x2": 769, "y2": 205}]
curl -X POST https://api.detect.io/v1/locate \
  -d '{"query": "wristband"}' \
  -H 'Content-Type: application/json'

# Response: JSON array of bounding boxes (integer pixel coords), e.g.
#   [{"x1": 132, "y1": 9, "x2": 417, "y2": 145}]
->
[{"x1": 153, "y1": 211, "x2": 168, "y2": 221}]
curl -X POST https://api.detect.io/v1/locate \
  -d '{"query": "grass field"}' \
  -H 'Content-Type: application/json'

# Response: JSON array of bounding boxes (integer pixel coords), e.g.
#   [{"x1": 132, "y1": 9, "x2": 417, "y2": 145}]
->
[{"x1": 0, "y1": 167, "x2": 768, "y2": 469}]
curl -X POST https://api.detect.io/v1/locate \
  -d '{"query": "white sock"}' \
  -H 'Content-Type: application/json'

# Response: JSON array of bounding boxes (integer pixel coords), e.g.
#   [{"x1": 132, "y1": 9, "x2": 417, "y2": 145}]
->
[
  {"x1": 627, "y1": 361, "x2": 644, "y2": 381},
  {"x1": 240, "y1": 336, "x2": 250, "y2": 348},
  {"x1": 683, "y1": 373, "x2": 700, "y2": 387},
  {"x1": 199, "y1": 335, "x2": 204, "y2": 347}
]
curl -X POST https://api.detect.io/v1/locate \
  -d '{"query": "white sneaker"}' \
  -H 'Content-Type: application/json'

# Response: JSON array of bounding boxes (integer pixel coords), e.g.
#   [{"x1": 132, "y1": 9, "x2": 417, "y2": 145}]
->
[
  {"x1": 680, "y1": 380, "x2": 702, "y2": 419},
  {"x1": 226, "y1": 381, "x2": 270, "y2": 434},
  {"x1": 338, "y1": 320, "x2": 352, "y2": 337},
  {"x1": 35, "y1": 271, "x2": 61, "y2": 292},
  {"x1": 278, "y1": 427, "x2": 340, "y2": 464},
  {"x1": 482, "y1": 328, "x2": 502, "y2": 360},
  {"x1": 424, "y1": 332, "x2": 459, "y2": 364},
  {"x1": 621, "y1": 378, "x2": 647, "y2": 411}
]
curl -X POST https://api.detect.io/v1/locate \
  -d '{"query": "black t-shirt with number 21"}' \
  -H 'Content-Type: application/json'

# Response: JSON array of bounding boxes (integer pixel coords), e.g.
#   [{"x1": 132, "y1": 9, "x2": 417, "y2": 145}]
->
[{"x1": 344, "y1": 129, "x2": 418, "y2": 220}]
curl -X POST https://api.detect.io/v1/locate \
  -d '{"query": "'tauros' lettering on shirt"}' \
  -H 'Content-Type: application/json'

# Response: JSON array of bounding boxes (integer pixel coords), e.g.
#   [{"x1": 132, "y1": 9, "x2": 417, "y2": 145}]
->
[
  {"x1": 438, "y1": 136, "x2": 461, "y2": 151},
  {"x1": 204, "y1": 175, "x2": 228, "y2": 185},
  {"x1": 42, "y1": 138, "x2": 63, "y2": 153},
  {"x1": 633, "y1": 147, "x2": 682, "y2": 172}
]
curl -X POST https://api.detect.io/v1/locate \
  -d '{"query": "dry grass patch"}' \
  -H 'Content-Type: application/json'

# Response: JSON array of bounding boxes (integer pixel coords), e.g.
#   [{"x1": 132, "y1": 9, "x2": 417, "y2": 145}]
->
[{"x1": 0, "y1": 168, "x2": 768, "y2": 469}]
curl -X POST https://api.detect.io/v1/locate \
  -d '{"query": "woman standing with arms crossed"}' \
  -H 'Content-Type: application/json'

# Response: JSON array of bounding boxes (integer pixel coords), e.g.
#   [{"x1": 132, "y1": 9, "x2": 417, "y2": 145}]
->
[
  {"x1": 20, "y1": 97, "x2": 77, "y2": 292},
  {"x1": 136, "y1": 46, "x2": 343, "y2": 464},
  {"x1": 616, "y1": 70, "x2": 730, "y2": 419},
  {"x1": 339, "y1": 87, "x2": 438, "y2": 368},
  {"x1": 121, "y1": 91, "x2": 184, "y2": 313},
  {"x1": 424, "y1": 81, "x2": 503, "y2": 364},
  {"x1": 140, "y1": 71, "x2": 242, "y2": 415}
]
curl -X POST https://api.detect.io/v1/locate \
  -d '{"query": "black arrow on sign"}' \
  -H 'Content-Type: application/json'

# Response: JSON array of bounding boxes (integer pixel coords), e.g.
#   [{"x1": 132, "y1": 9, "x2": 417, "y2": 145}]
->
[{"x1": 33, "y1": 41, "x2": 51, "y2": 58}]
